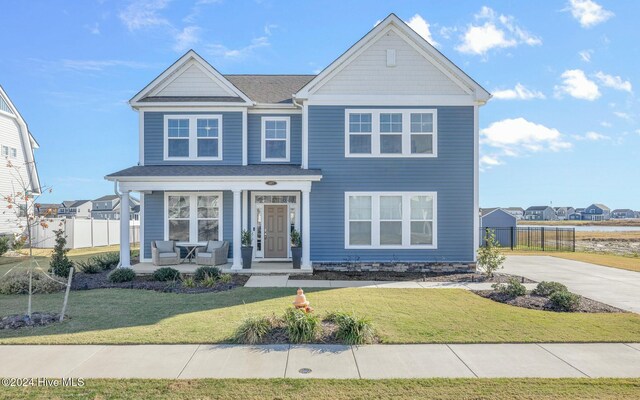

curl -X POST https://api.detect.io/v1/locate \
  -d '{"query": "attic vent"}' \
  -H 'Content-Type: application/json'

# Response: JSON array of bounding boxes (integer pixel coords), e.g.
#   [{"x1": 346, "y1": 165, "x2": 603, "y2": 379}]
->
[{"x1": 386, "y1": 49, "x2": 396, "y2": 67}]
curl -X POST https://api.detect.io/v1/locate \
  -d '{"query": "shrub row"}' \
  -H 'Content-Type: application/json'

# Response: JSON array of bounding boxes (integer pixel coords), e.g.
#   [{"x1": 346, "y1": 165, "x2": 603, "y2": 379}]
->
[{"x1": 0, "y1": 270, "x2": 65, "y2": 295}]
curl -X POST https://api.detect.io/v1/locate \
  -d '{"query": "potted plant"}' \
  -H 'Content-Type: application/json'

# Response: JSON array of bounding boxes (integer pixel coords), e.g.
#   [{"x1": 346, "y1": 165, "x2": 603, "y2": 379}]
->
[
  {"x1": 290, "y1": 228, "x2": 302, "y2": 269},
  {"x1": 241, "y1": 229, "x2": 253, "y2": 269}
]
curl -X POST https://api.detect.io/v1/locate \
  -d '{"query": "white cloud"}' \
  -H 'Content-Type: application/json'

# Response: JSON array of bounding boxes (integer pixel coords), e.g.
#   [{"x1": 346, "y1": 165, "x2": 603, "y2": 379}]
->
[
  {"x1": 578, "y1": 49, "x2": 593, "y2": 62},
  {"x1": 205, "y1": 37, "x2": 270, "y2": 59},
  {"x1": 406, "y1": 14, "x2": 438, "y2": 46},
  {"x1": 585, "y1": 131, "x2": 610, "y2": 140},
  {"x1": 480, "y1": 155, "x2": 502, "y2": 168},
  {"x1": 264, "y1": 24, "x2": 278, "y2": 36},
  {"x1": 554, "y1": 69, "x2": 600, "y2": 100},
  {"x1": 594, "y1": 71, "x2": 633, "y2": 93},
  {"x1": 59, "y1": 59, "x2": 154, "y2": 71},
  {"x1": 492, "y1": 83, "x2": 545, "y2": 100},
  {"x1": 456, "y1": 6, "x2": 541, "y2": 56},
  {"x1": 600, "y1": 121, "x2": 612, "y2": 128},
  {"x1": 173, "y1": 26, "x2": 200, "y2": 52},
  {"x1": 85, "y1": 22, "x2": 100, "y2": 35},
  {"x1": 119, "y1": 0, "x2": 171, "y2": 31},
  {"x1": 567, "y1": 0, "x2": 614, "y2": 28},
  {"x1": 480, "y1": 118, "x2": 572, "y2": 166},
  {"x1": 613, "y1": 111, "x2": 633, "y2": 121}
]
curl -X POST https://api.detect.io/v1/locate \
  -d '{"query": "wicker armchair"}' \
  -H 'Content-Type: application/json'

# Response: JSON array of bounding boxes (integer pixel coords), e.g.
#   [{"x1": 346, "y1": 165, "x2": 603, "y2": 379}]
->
[
  {"x1": 195, "y1": 240, "x2": 229, "y2": 266},
  {"x1": 151, "y1": 240, "x2": 180, "y2": 266}
]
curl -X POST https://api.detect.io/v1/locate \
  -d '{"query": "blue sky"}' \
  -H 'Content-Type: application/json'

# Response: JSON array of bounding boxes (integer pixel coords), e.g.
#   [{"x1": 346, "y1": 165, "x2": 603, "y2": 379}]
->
[{"x1": 0, "y1": 0, "x2": 638, "y2": 210}]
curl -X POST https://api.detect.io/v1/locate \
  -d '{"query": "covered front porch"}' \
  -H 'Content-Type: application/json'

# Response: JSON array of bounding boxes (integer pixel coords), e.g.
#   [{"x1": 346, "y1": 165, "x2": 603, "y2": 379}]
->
[{"x1": 106, "y1": 165, "x2": 322, "y2": 273}]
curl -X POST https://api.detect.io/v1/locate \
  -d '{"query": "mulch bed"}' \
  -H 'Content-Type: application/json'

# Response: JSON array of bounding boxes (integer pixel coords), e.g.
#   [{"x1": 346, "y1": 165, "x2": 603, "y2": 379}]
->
[
  {"x1": 474, "y1": 290, "x2": 626, "y2": 313},
  {"x1": 1, "y1": 312, "x2": 64, "y2": 330},
  {"x1": 290, "y1": 271, "x2": 535, "y2": 283},
  {"x1": 71, "y1": 270, "x2": 248, "y2": 294}
]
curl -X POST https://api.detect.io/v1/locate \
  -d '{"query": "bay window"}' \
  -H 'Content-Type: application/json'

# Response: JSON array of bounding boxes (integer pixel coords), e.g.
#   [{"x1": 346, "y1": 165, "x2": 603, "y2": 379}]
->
[
  {"x1": 164, "y1": 115, "x2": 222, "y2": 160},
  {"x1": 345, "y1": 109, "x2": 437, "y2": 157},
  {"x1": 166, "y1": 193, "x2": 222, "y2": 243},
  {"x1": 345, "y1": 192, "x2": 437, "y2": 249}
]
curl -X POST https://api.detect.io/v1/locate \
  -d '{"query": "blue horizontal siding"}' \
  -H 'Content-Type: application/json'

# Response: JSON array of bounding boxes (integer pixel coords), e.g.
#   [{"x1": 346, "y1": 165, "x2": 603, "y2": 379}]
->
[
  {"x1": 248, "y1": 114, "x2": 302, "y2": 164},
  {"x1": 308, "y1": 105, "x2": 475, "y2": 263},
  {"x1": 144, "y1": 111, "x2": 242, "y2": 165}
]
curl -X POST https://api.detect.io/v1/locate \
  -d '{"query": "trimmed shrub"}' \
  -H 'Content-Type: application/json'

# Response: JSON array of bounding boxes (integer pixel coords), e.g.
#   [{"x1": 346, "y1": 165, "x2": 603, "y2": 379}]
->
[
  {"x1": 194, "y1": 266, "x2": 221, "y2": 281},
  {"x1": 492, "y1": 278, "x2": 527, "y2": 298},
  {"x1": 0, "y1": 236, "x2": 11, "y2": 257},
  {"x1": 152, "y1": 267, "x2": 180, "y2": 282},
  {"x1": 327, "y1": 312, "x2": 376, "y2": 345},
  {"x1": 532, "y1": 281, "x2": 568, "y2": 297},
  {"x1": 549, "y1": 290, "x2": 580, "y2": 311},
  {"x1": 0, "y1": 270, "x2": 64, "y2": 295},
  {"x1": 284, "y1": 308, "x2": 320, "y2": 343},
  {"x1": 49, "y1": 229, "x2": 73, "y2": 277},
  {"x1": 76, "y1": 260, "x2": 102, "y2": 274},
  {"x1": 108, "y1": 268, "x2": 136, "y2": 283},
  {"x1": 234, "y1": 315, "x2": 274, "y2": 344}
]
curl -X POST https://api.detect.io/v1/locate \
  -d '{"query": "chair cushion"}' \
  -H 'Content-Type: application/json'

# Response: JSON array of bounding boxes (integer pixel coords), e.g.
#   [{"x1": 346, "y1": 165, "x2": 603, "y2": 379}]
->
[
  {"x1": 159, "y1": 252, "x2": 178, "y2": 258},
  {"x1": 155, "y1": 241, "x2": 174, "y2": 253},
  {"x1": 198, "y1": 252, "x2": 212, "y2": 258},
  {"x1": 206, "y1": 241, "x2": 224, "y2": 252}
]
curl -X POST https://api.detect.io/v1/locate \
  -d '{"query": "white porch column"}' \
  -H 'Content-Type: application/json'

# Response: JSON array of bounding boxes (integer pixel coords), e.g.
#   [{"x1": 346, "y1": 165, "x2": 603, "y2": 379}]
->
[
  {"x1": 232, "y1": 190, "x2": 242, "y2": 269},
  {"x1": 119, "y1": 191, "x2": 131, "y2": 268},
  {"x1": 301, "y1": 188, "x2": 311, "y2": 269}
]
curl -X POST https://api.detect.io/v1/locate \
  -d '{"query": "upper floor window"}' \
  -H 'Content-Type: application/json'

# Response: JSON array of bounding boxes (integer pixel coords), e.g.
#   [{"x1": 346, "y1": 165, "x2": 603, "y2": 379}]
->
[
  {"x1": 345, "y1": 109, "x2": 437, "y2": 158},
  {"x1": 1, "y1": 145, "x2": 17, "y2": 158},
  {"x1": 261, "y1": 117, "x2": 290, "y2": 162},
  {"x1": 164, "y1": 115, "x2": 222, "y2": 160}
]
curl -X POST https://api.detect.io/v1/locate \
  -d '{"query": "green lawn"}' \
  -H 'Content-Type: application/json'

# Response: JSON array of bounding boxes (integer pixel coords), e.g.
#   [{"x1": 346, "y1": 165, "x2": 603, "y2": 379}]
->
[
  {"x1": 2, "y1": 378, "x2": 639, "y2": 400},
  {"x1": 2, "y1": 287, "x2": 640, "y2": 344}
]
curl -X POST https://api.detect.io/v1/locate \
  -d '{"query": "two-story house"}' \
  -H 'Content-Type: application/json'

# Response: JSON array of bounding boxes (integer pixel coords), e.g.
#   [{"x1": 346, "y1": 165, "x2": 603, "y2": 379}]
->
[
  {"x1": 524, "y1": 206, "x2": 556, "y2": 221},
  {"x1": 611, "y1": 209, "x2": 636, "y2": 219},
  {"x1": 58, "y1": 200, "x2": 92, "y2": 219},
  {"x1": 503, "y1": 207, "x2": 525, "y2": 220},
  {"x1": 582, "y1": 203, "x2": 611, "y2": 221},
  {"x1": 106, "y1": 14, "x2": 491, "y2": 271},
  {"x1": 91, "y1": 195, "x2": 140, "y2": 220},
  {"x1": 0, "y1": 86, "x2": 41, "y2": 234},
  {"x1": 554, "y1": 206, "x2": 575, "y2": 221}
]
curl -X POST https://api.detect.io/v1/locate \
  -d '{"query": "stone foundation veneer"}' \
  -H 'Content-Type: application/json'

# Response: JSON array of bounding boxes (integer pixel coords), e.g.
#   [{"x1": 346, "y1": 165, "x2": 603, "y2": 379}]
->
[{"x1": 312, "y1": 262, "x2": 476, "y2": 273}]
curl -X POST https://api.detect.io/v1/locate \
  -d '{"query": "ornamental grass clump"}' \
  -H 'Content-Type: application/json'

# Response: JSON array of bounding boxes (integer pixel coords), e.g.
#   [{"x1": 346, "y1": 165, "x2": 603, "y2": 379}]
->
[
  {"x1": 233, "y1": 315, "x2": 275, "y2": 344},
  {"x1": 194, "y1": 266, "x2": 221, "y2": 281},
  {"x1": 284, "y1": 308, "x2": 320, "y2": 343},
  {"x1": 327, "y1": 312, "x2": 376, "y2": 345}
]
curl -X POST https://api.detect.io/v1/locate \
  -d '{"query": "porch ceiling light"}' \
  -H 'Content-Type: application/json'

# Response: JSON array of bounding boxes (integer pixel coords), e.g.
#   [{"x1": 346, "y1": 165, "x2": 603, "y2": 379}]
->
[{"x1": 265, "y1": 180, "x2": 277, "y2": 186}]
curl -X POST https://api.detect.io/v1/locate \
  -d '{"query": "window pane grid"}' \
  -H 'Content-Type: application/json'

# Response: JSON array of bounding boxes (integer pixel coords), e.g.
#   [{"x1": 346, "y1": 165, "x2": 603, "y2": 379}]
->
[
  {"x1": 263, "y1": 118, "x2": 288, "y2": 160},
  {"x1": 166, "y1": 116, "x2": 221, "y2": 159}
]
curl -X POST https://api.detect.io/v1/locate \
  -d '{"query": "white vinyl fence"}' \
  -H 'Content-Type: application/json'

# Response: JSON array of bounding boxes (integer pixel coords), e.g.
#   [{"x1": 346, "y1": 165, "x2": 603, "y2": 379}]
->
[{"x1": 29, "y1": 218, "x2": 140, "y2": 249}]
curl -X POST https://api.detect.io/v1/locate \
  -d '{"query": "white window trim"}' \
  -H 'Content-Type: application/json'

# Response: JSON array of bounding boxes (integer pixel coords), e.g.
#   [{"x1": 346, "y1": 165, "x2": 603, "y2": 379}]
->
[
  {"x1": 163, "y1": 115, "x2": 223, "y2": 161},
  {"x1": 344, "y1": 191, "x2": 437, "y2": 249},
  {"x1": 164, "y1": 192, "x2": 223, "y2": 244},
  {"x1": 251, "y1": 191, "x2": 300, "y2": 260},
  {"x1": 344, "y1": 109, "x2": 438, "y2": 158},
  {"x1": 261, "y1": 116, "x2": 290, "y2": 162}
]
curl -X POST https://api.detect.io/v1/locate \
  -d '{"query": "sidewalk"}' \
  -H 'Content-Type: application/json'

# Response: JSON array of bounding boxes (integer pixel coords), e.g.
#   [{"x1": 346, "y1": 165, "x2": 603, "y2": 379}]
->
[
  {"x1": 244, "y1": 275, "x2": 538, "y2": 290},
  {"x1": 1, "y1": 343, "x2": 639, "y2": 379}
]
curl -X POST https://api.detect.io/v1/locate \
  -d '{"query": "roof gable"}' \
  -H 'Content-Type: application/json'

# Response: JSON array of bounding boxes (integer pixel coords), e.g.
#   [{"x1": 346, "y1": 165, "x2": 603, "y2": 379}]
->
[
  {"x1": 130, "y1": 50, "x2": 253, "y2": 106},
  {"x1": 295, "y1": 14, "x2": 490, "y2": 103}
]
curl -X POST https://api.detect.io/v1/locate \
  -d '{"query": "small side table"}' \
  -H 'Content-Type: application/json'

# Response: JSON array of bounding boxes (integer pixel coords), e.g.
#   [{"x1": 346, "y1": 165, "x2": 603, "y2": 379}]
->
[{"x1": 176, "y1": 243, "x2": 205, "y2": 264}]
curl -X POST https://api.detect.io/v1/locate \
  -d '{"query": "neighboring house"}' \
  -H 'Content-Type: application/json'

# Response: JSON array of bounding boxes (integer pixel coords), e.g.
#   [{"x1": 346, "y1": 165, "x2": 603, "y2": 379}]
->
[
  {"x1": 611, "y1": 209, "x2": 636, "y2": 219},
  {"x1": 0, "y1": 86, "x2": 41, "y2": 234},
  {"x1": 503, "y1": 207, "x2": 525, "y2": 220},
  {"x1": 524, "y1": 206, "x2": 556, "y2": 221},
  {"x1": 480, "y1": 208, "x2": 517, "y2": 248},
  {"x1": 554, "y1": 207, "x2": 575, "y2": 221},
  {"x1": 91, "y1": 195, "x2": 140, "y2": 220},
  {"x1": 567, "y1": 212, "x2": 582, "y2": 221},
  {"x1": 105, "y1": 14, "x2": 491, "y2": 270},
  {"x1": 34, "y1": 203, "x2": 58, "y2": 218},
  {"x1": 582, "y1": 203, "x2": 610, "y2": 221},
  {"x1": 58, "y1": 200, "x2": 92, "y2": 218}
]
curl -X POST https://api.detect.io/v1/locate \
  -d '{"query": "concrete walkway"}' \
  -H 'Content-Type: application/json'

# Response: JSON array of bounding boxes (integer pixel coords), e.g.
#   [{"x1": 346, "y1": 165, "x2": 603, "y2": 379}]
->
[
  {"x1": 504, "y1": 255, "x2": 640, "y2": 313},
  {"x1": 1, "y1": 343, "x2": 639, "y2": 379},
  {"x1": 244, "y1": 275, "x2": 538, "y2": 291}
]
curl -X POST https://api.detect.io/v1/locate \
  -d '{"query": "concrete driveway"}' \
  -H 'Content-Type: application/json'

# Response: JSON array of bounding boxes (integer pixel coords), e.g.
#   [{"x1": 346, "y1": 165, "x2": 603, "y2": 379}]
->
[{"x1": 503, "y1": 255, "x2": 640, "y2": 313}]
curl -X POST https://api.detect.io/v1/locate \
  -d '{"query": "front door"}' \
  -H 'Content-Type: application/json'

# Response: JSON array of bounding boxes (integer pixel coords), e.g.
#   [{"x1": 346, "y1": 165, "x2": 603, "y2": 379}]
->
[{"x1": 264, "y1": 205, "x2": 288, "y2": 258}]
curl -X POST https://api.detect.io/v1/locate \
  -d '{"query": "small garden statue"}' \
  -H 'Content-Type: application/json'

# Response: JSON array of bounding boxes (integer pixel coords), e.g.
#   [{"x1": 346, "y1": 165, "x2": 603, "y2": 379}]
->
[{"x1": 293, "y1": 288, "x2": 313, "y2": 313}]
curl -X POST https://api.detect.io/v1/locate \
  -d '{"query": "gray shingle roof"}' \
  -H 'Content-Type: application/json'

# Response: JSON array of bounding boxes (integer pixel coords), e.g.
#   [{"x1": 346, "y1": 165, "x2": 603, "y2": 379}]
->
[
  {"x1": 526, "y1": 206, "x2": 552, "y2": 211},
  {"x1": 224, "y1": 75, "x2": 315, "y2": 104},
  {"x1": 480, "y1": 207, "x2": 498, "y2": 216},
  {"x1": 106, "y1": 165, "x2": 322, "y2": 178},
  {"x1": 94, "y1": 195, "x2": 119, "y2": 201},
  {"x1": 70, "y1": 200, "x2": 90, "y2": 207},
  {"x1": 591, "y1": 203, "x2": 610, "y2": 211}
]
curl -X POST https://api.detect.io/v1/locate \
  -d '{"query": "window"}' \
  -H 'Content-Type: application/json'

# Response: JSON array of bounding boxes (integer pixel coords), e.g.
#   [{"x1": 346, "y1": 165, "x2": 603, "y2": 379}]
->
[
  {"x1": 166, "y1": 193, "x2": 222, "y2": 243},
  {"x1": 9, "y1": 147, "x2": 16, "y2": 158},
  {"x1": 345, "y1": 109, "x2": 437, "y2": 157},
  {"x1": 261, "y1": 117, "x2": 290, "y2": 161},
  {"x1": 164, "y1": 115, "x2": 222, "y2": 160},
  {"x1": 345, "y1": 192, "x2": 437, "y2": 249},
  {"x1": 348, "y1": 113, "x2": 372, "y2": 154},
  {"x1": 197, "y1": 119, "x2": 219, "y2": 158}
]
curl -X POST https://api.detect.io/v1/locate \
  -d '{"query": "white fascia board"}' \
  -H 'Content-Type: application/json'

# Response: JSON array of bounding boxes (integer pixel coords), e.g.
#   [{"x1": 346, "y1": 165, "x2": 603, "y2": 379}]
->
[
  {"x1": 131, "y1": 102, "x2": 252, "y2": 109},
  {"x1": 306, "y1": 95, "x2": 479, "y2": 106},
  {"x1": 116, "y1": 179, "x2": 317, "y2": 192},
  {"x1": 107, "y1": 175, "x2": 322, "y2": 183}
]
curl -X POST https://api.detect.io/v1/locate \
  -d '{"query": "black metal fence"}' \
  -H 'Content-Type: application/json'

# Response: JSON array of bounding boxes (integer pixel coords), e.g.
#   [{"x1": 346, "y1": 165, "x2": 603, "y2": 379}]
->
[{"x1": 480, "y1": 227, "x2": 575, "y2": 252}]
